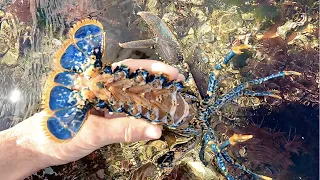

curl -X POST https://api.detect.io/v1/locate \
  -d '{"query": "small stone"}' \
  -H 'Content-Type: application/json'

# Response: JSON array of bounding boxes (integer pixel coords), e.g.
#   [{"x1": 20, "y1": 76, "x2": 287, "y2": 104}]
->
[
  {"x1": 188, "y1": 28, "x2": 194, "y2": 35},
  {"x1": 96, "y1": 169, "x2": 105, "y2": 179}
]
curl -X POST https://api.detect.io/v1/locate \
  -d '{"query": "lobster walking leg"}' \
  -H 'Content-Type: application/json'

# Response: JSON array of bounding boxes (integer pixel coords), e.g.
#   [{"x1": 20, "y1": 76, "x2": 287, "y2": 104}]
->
[
  {"x1": 206, "y1": 71, "x2": 301, "y2": 116},
  {"x1": 221, "y1": 150, "x2": 272, "y2": 180},
  {"x1": 206, "y1": 44, "x2": 250, "y2": 101},
  {"x1": 242, "y1": 89, "x2": 282, "y2": 99}
]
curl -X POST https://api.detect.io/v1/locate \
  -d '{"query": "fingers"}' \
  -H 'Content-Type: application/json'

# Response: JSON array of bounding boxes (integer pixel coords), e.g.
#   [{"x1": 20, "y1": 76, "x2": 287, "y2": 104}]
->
[
  {"x1": 80, "y1": 114, "x2": 162, "y2": 146},
  {"x1": 112, "y1": 59, "x2": 185, "y2": 81}
]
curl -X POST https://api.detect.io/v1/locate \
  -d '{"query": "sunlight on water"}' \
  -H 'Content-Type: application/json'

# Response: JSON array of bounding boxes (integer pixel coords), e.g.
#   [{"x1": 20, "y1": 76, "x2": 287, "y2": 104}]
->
[{"x1": 9, "y1": 89, "x2": 21, "y2": 103}]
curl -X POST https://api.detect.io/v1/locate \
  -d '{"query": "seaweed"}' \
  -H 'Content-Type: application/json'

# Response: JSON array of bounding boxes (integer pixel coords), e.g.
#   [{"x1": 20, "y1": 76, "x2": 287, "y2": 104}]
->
[{"x1": 242, "y1": 37, "x2": 319, "y2": 107}]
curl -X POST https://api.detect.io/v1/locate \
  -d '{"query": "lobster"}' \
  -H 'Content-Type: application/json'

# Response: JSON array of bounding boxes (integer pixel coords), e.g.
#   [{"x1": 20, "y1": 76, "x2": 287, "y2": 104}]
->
[{"x1": 42, "y1": 12, "x2": 301, "y2": 179}]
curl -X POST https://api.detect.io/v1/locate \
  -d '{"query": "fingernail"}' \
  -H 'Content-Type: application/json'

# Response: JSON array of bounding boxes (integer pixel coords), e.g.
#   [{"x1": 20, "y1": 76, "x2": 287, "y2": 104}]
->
[
  {"x1": 177, "y1": 73, "x2": 185, "y2": 81},
  {"x1": 145, "y1": 125, "x2": 162, "y2": 139}
]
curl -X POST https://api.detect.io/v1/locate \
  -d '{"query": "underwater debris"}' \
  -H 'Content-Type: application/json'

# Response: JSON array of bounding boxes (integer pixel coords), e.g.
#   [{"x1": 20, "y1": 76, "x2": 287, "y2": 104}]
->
[
  {"x1": 163, "y1": 159, "x2": 222, "y2": 180},
  {"x1": 255, "y1": 0, "x2": 318, "y2": 44},
  {"x1": 131, "y1": 162, "x2": 161, "y2": 179}
]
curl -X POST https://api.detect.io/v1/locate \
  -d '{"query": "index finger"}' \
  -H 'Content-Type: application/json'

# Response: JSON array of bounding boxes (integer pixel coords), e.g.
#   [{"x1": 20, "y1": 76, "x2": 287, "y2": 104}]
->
[{"x1": 112, "y1": 59, "x2": 185, "y2": 81}]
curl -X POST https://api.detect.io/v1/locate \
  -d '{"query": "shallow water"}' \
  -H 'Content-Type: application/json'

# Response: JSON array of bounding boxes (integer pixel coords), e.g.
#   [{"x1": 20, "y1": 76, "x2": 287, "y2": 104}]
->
[{"x1": 0, "y1": 0, "x2": 318, "y2": 179}]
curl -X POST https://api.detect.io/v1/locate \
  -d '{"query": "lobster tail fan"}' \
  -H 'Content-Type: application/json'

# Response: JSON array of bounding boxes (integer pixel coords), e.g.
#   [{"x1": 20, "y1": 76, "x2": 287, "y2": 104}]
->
[
  {"x1": 42, "y1": 88, "x2": 90, "y2": 141},
  {"x1": 56, "y1": 42, "x2": 89, "y2": 72},
  {"x1": 41, "y1": 84, "x2": 90, "y2": 141},
  {"x1": 42, "y1": 106, "x2": 89, "y2": 142},
  {"x1": 46, "y1": 106, "x2": 89, "y2": 141},
  {"x1": 52, "y1": 71, "x2": 78, "y2": 87},
  {"x1": 69, "y1": 19, "x2": 106, "y2": 59},
  {"x1": 42, "y1": 19, "x2": 106, "y2": 142}
]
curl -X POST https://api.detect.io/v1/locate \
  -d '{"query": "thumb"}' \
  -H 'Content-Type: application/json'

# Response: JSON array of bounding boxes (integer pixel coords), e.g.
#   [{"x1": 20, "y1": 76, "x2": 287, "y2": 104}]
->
[{"x1": 79, "y1": 114, "x2": 163, "y2": 146}]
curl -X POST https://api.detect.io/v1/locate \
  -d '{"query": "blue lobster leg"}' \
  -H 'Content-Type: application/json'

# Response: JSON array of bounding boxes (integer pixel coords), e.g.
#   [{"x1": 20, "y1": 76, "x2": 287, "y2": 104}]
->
[
  {"x1": 210, "y1": 144, "x2": 236, "y2": 180},
  {"x1": 206, "y1": 71, "x2": 301, "y2": 115},
  {"x1": 199, "y1": 127, "x2": 227, "y2": 165},
  {"x1": 205, "y1": 44, "x2": 251, "y2": 102},
  {"x1": 204, "y1": 73, "x2": 219, "y2": 101},
  {"x1": 202, "y1": 133, "x2": 271, "y2": 180},
  {"x1": 200, "y1": 128, "x2": 216, "y2": 166},
  {"x1": 247, "y1": 71, "x2": 301, "y2": 85},
  {"x1": 214, "y1": 44, "x2": 250, "y2": 71},
  {"x1": 221, "y1": 150, "x2": 272, "y2": 180},
  {"x1": 200, "y1": 128, "x2": 236, "y2": 180},
  {"x1": 218, "y1": 134, "x2": 253, "y2": 150},
  {"x1": 202, "y1": 132, "x2": 256, "y2": 180},
  {"x1": 242, "y1": 89, "x2": 282, "y2": 99},
  {"x1": 201, "y1": 46, "x2": 249, "y2": 125}
]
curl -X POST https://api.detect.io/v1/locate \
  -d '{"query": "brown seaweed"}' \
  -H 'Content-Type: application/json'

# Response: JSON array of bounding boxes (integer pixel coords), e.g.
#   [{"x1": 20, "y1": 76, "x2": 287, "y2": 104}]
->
[{"x1": 242, "y1": 37, "x2": 319, "y2": 107}]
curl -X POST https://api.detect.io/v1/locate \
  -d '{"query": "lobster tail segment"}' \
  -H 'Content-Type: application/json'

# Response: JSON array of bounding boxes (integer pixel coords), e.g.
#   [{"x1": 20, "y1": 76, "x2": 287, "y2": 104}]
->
[
  {"x1": 54, "y1": 19, "x2": 105, "y2": 75},
  {"x1": 48, "y1": 86, "x2": 78, "y2": 110},
  {"x1": 69, "y1": 19, "x2": 104, "y2": 39},
  {"x1": 69, "y1": 19, "x2": 105, "y2": 63},
  {"x1": 43, "y1": 106, "x2": 89, "y2": 141},
  {"x1": 42, "y1": 84, "x2": 91, "y2": 141},
  {"x1": 54, "y1": 40, "x2": 88, "y2": 72},
  {"x1": 52, "y1": 71, "x2": 78, "y2": 87},
  {"x1": 41, "y1": 76, "x2": 92, "y2": 141}
]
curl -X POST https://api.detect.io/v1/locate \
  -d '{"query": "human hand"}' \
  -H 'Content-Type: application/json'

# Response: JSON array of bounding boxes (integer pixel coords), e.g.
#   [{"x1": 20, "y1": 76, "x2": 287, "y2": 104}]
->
[{"x1": 8, "y1": 59, "x2": 185, "y2": 172}]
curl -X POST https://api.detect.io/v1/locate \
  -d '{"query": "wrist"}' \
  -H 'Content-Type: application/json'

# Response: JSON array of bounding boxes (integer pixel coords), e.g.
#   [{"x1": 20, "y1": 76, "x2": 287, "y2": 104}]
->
[
  {"x1": 0, "y1": 114, "x2": 52, "y2": 179},
  {"x1": 13, "y1": 118, "x2": 51, "y2": 167}
]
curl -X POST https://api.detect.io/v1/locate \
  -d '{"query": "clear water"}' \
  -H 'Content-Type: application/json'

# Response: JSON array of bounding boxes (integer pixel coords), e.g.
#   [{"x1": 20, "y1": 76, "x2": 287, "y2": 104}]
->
[{"x1": 0, "y1": 0, "x2": 318, "y2": 179}]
